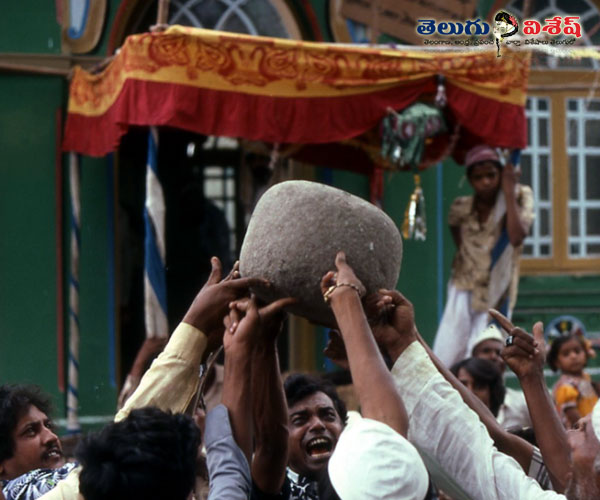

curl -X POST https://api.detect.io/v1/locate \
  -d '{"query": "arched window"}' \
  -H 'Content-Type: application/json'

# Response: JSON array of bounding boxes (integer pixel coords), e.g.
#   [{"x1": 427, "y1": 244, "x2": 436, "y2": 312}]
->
[{"x1": 169, "y1": 0, "x2": 301, "y2": 38}]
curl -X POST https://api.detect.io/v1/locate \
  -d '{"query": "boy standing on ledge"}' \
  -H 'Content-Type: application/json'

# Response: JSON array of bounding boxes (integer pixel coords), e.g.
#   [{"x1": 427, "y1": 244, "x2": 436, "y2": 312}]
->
[{"x1": 433, "y1": 145, "x2": 534, "y2": 367}]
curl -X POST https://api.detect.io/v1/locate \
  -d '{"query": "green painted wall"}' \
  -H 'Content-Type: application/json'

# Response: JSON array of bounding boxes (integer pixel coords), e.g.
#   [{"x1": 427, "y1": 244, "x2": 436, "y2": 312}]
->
[
  {"x1": 0, "y1": 4, "x2": 62, "y2": 54},
  {"x1": 0, "y1": 75, "x2": 63, "y2": 408},
  {"x1": 0, "y1": 3, "x2": 117, "y2": 427},
  {"x1": 76, "y1": 156, "x2": 116, "y2": 419}
]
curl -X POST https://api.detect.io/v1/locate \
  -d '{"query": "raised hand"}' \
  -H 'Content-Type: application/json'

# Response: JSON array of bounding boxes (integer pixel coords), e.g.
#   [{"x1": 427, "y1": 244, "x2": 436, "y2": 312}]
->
[
  {"x1": 320, "y1": 251, "x2": 366, "y2": 304},
  {"x1": 489, "y1": 309, "x2": 544, "y2": 380},
  {"x1": 182, "y1": 257, "x2": 269, "y2": 337},
  {"x1": 370, "y1": 289, "x2": 418, "y2": 362},
  {"x1": 490, "y1": 309, "x2": 570, "y2": 492},
  {"x1": 223, "y1": 295, "x2": 296, "y2": 352}
]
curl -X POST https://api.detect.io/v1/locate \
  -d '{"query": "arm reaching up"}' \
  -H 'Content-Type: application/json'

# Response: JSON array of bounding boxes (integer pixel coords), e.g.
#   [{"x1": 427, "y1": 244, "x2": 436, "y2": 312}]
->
[
  {"x1": 183, "y1": 257, "x2": 270, "y2": 358},
  {"x1": 322, "y1": 253, "x2": 428, "y2": 500},
  {"x1": 501, "y1": 163, "x2": 530, "y2": 246},
  {"x1": 371, "y1": 290, "x2": 535, "y2": 474},
  {"x1": 490, "y1": 309, "x2": 570, "y2": 493},
  {"x1": 116, "y1": 257, "x2": 269, "y2": 421},
  {"x1": 222, "y1": 295, "x2": 294, "y2": 464},
  {"x1": 243, "y1": 296, "x2": 295, "y2": 494},
  {"x1": 322, "y1": 252, "x2": 409, "y2": 435},
  {"x1": 369, "y1": 290, "x2": 563, "y2": 500}
]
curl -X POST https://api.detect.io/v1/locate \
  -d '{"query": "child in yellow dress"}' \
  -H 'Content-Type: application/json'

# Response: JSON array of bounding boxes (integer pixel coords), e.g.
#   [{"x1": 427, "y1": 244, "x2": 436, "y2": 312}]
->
[{"x1": 548, "y1": 333, "x2": 598, "y2": 428}]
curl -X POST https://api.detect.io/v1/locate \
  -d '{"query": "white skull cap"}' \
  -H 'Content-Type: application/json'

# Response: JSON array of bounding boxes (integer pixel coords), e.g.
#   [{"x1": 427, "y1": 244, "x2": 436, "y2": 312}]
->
[
  {"x1": 328, "y1": 414, "x2": 429, "y2": 500},
  {"x1": 469, "y1": 323, "x2": 507, "y2": 356}
]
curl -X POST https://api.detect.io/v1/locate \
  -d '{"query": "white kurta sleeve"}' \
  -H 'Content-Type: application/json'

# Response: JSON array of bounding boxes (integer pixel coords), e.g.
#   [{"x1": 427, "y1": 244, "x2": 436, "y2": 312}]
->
[{"x1": 391, "y1": 341, "x2": 565, "y2": 500}]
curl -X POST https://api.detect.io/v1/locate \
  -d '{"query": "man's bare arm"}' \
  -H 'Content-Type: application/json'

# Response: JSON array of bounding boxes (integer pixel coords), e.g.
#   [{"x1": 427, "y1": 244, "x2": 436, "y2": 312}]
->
[
  {"x1": 251, "y1": 334, "x2": 289, "y2": 493},
  {"x1": 502, "y1": 163, "x2": 528, "y2": 246},
  {"x1": 324, "y1": 252, "x2": 408, "y2": 436},
  {"x1": 491, "y1": 309, "x2": 570, "y2": 493},
  {"x1": 224, "y1": 297, "x2": 294, "y2": 471}
]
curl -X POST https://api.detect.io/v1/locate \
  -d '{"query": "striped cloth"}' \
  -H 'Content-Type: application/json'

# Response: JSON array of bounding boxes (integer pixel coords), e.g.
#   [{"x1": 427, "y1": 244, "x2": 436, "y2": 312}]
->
[{"x1": 143, "y1": 128, "x2": 168, "y2": 339}]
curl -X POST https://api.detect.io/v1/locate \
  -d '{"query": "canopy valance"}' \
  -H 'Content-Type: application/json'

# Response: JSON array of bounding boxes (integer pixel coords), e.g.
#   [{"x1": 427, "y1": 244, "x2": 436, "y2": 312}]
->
[{"x1": 63, "y1": 25, "x2": 530, "y2": 160}]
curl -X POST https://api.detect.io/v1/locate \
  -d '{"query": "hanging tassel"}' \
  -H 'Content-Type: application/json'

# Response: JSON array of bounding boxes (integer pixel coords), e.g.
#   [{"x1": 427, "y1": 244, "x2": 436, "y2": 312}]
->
[{"x1": 402, "y1": 174, "x2": 427, "y2": 241}]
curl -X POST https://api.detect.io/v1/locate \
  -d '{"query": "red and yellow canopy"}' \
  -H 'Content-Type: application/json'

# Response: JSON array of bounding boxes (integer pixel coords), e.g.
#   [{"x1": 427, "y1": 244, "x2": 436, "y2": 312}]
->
[{"x1": 63, "y1": 25, "x2": 530, "y2": 158}]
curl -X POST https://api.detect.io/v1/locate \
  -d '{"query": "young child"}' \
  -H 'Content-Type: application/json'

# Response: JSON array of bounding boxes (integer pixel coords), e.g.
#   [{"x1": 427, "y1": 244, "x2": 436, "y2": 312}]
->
[
  {"x1": 548, "y1": 333, "x2": 599, "y2": 428},
  {"x1": 433, "y1": 145, "x2": 535, "y2": 367}
]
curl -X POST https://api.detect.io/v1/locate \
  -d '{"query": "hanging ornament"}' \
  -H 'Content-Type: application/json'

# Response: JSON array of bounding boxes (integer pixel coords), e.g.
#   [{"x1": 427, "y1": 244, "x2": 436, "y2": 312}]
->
[
  {"x1": 382, "y1": 102, "x2": 446, "y2": 242},
  {"x1": 402, "y1": 174, "x2": 427, "y2": 241},
  {"x1": 381, "y1": 103, "x2": 446, "y2": 168}
]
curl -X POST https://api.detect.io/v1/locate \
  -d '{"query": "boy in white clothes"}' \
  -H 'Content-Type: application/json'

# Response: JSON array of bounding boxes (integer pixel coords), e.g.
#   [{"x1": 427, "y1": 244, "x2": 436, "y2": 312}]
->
[{"x1": 433, "y1": 145, "x2": 534, "y2": 367}]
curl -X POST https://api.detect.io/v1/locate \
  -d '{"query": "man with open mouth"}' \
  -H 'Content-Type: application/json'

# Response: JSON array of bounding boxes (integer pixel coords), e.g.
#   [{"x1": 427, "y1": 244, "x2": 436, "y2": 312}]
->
[
  {"x1": 282, "y1": 374, "x2": 346, "y2": 499},
  {"x1": 1, "y1": 385, "x2": 76, "y2": 500}
]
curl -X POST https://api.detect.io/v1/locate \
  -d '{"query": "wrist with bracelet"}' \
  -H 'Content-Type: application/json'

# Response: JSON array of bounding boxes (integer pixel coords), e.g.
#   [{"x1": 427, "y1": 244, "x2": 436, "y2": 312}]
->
[{"x1": 323, "y1": 282, "x2": 363, "y2": 304}]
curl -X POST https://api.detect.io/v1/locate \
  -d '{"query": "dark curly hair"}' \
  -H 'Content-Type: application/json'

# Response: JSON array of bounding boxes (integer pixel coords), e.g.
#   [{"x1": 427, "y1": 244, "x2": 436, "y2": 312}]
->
[
  {"x1": 76, "y1": 407, "x2": 201, "y2": 500},
  {"x1": 284, "y1": 373, "x2": 348, "y2": 426},
  {"x1": 451, "y1": 358, "x2": 506, "y2": 417},
  {"x1": 547, "y1": 334, "x2": 589, "y2": 372},
  {"x1": 0, "y1": 384, "x2": 53, "y2": 462}
]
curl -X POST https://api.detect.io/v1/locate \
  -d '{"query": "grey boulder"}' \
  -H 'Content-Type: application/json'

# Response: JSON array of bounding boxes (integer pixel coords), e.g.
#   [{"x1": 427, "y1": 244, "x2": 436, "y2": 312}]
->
[{"x1": 239, "y1": 180, "x2": 403, "y2": 326}]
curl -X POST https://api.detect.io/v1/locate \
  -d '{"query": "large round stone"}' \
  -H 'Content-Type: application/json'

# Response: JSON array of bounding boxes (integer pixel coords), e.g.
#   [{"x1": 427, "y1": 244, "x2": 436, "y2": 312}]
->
[{"x1": 239, "y1": 180, "x2": 403, "y2": 325}]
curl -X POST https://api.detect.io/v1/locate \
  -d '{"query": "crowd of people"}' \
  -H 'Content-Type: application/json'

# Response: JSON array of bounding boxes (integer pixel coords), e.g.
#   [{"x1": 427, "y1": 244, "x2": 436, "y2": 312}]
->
[{"x1": 1, "y1": 145, "x2": 600, "y2": 500}]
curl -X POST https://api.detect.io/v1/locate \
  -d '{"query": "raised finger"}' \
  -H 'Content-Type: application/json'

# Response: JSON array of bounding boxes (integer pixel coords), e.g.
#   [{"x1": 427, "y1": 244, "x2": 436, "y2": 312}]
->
[
  {"x1": 489, "y1": 309, "x2": 514, "y2": 332},
  {"x1": 206, "y1": 256, "x2": 223, "y2": 285},
  {"x1": 230, "y1": 297, "x2": 251, "y2": 309},
  {"x1": 231, "y1": 298, "x2": 252, "y2": 316},
  {"x1": 224, "y1": 312, "x2": 238, "y2": 334},
  {"x1": 376, "y1": 295, "x2": 394, "y2": 307},
  {"x1": 532, "y1": 321, "x2": 545, "y2": 348},
  {"x1": 223, "y1": 313, "x2": 233, "y2": 330}
]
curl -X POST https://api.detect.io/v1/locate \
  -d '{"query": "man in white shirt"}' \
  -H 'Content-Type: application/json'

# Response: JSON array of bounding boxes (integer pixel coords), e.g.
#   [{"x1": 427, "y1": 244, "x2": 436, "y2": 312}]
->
[{"x1": 373, "y1": 289, "x2": 600, "y2": 500}]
